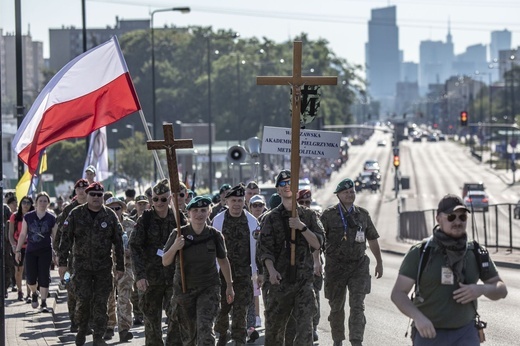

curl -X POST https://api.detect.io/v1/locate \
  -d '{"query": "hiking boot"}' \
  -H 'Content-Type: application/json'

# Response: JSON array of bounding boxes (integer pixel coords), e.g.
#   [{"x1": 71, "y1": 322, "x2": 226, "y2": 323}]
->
[
  {"x1": 93, "y1": 336, "x2": 108, "y2": 346},
  {"x1": 103, "y1": 328, "x2": 114, "y2": 340},
  {"x1": 217, "y1": 331, "x2": 231, "y2": 346},
  {"x1": 247, "y1": 327, "x2": 259, "y2": 343},
  {"x1": 75, "y1": 331, "x2": 86, "y2": 346},
  {"x1": 31, "y1": 292, "x2": 39, "y2": 309},
  {"x1": 350, "y1": 340, "x2": 363, "y2": 346},
  {"x1": 119, "y1": 330, "x2": 134, "y2": 342},
  {"x1": 313, "y1": 328, "x2": 319, "y2": 341}
]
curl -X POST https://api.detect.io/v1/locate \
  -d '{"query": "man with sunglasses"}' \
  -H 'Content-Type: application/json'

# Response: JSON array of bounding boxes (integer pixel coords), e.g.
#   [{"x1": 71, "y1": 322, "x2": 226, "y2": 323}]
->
[
  {"x1": 257, "y1": 169, "x2": 324, "y2": 345},
  {"x1": 320, "y1": 178, "x2": 383, "y2": 346},
  {"x1": 209, "y1": 183, "x2": 232, "y2": 221},
  {"x1": 129, "y1": 179, "x2": 186, "y2": 346},
  {"x1": 58, "y1": 182, "x2": 125, "y2": 346},
  {"x1": 391, "y1": 194, "x2": 507, "y2": 346}
]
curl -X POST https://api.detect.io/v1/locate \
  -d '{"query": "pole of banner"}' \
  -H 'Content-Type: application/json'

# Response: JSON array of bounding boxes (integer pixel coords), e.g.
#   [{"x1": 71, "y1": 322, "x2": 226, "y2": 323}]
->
[{"x1": 139, "y1": 109, "x2": 165, "y2": 181}]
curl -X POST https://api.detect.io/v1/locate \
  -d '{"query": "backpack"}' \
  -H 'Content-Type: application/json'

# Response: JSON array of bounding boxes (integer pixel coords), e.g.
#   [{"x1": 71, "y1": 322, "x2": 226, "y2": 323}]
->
[{"x1": 413, "y1": 236, "x2": 490, "y2": 302}]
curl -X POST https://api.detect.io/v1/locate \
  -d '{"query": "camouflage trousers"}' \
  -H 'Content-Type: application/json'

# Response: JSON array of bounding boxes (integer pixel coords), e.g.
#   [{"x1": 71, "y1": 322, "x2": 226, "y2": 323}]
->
[
  {"x1": 264, "y1": 280, "x2": 316, "y2": 346},
  {"x1": 107, "y1": 269, "x2": 134, "y2": 331},
  {"x1": 324, "y1": 255, "x2": 371, "y2": 343},
  {"x1": 171, "y1": 284, "x2": 220, "y2": 346},
  {"x1": 215, "y1": 276, "x2": 252, "y2": 343},
  {"x1": 73, "y1": 267, "x2": 113, "y2": 339},
  {"x1": 285, "y1": 273, "x2": 323, "y2": 345},
  {"x1": 139, "y1": 284, "x2": 181, "y2": 346}
]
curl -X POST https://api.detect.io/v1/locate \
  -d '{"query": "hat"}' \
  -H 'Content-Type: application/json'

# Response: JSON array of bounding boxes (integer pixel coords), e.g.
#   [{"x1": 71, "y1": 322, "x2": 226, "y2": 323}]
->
[
  {"x1": 74, "y1": 178, "x2": 90, "y2": 189},
  {"x1": 135, "y1": 195, "x2": 148, "y2": 204},
  {"x1": 297, "y1": 189, "x2": 312, "y2": 200},
  {"x1": 246, "y1": 181, "x2": 259, "y2": 190},
  {"x1": 268, "y1": 193, "x2": 282, "y2": 209},
  {"x1": 153, "y1": 179, "x2": 170, "y2": 195},
  {"x1": 187, "y1": 189, "x2": 195, "y2": 197},
  {"x1": 249, "y1": 194, "x2": 266, "y2": 205},
  {"x1": 85, "y1": 165, "x2": 96, "y2": 174},
  {"x1": 219, "y1": 183, "x2": 232, "y2": 194},
  {"x1": 437, "y1": 194, "x2": 471, "y2": 214},
  {"x1": 145, "y1": 187, "x2": 153, "y2": 198},
  {"x1": 85, "y1": 182, "x2": 104, "y2": 193},
  {"x1": 105, "y1": 197, "x2": 127, "y2": 210},
  {"x1": 212, "y1": 193, "x2": 221, "y2": 204},
  {"x1": 334, "y1": 178, "x2": 355, "y2": 194},
  {"x1": 275, "y1": 170, "x2": 291, "y2": 187},
  {"x1": 186, "y1": 196, "x2": 212, "y2": 210},
  {"x1": 57, "y1": 196, "x2": 64, "y2": 202},
  {"x1": 226, "y1": 184, "x2": 245, "y2": 198}
]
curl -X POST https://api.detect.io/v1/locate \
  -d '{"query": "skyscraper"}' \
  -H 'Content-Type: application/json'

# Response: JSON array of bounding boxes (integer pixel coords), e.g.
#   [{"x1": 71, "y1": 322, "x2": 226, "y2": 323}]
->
[
  {"x1": 490, "y1": 30, "x2": 512, "y2": 81},
  {"x1": 365, "y1": 6, "x2": 400, "y2": 111}
]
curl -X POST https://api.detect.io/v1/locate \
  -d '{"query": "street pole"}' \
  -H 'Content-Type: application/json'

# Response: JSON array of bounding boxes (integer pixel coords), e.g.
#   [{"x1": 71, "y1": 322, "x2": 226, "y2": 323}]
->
[
  {"x1": 206, "y1": 37, "x2": 213, "y2": 193},
  {"x1": 150, "y1": 7, "x2": 190, "y2": 183}
]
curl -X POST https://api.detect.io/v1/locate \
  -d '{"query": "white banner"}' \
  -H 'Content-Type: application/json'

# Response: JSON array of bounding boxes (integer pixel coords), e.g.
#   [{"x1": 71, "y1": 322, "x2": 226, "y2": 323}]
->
[{"x1": 261, "y1": 126, "x2": 342, "y2": 159}]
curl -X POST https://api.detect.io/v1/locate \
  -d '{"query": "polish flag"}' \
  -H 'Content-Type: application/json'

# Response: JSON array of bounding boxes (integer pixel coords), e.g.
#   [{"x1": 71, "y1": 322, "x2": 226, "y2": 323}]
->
[{"x1": 12, "y1": 36, "x2": 141, "y2": 173}]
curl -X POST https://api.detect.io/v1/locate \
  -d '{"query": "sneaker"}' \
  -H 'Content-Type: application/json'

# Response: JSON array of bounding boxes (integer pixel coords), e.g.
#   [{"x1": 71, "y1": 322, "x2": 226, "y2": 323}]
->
[
  {"x1": 18, "y1": 291, "x2": 24, "y2": 301},
  {"x1": 255, "y1": 315, "x2": 262, "y2": 328},
  {"x1": 31, "y1": 293, "x2": 39, "y2": 309},
  {"x1": 75, "y1": 331, "x2": 86, "y2": 346},
  {"x1": 25, "y1": 294, "x2": 32, "y2": 303},
  {"x1": 40, "y1": 300, "x2": 49, "y2": 313},
  {"x1": 247, "y1": 327, "x2": 259, "y2": 343},
  {"x1": 313, "y1": 329, "x2": 319, "y2": 341},
  {"x1": 11, "y1": 287, "x2": 18, "y2": 292}
]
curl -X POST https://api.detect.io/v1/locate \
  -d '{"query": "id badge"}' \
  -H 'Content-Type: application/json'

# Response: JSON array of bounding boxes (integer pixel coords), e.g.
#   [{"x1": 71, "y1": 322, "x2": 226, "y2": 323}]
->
[
  {"x1": 354, "y1": 228, "x2": 365, "y2": 243},
  {"x1": 441, "y1": 266, "x2": 454, "y2": 285}
]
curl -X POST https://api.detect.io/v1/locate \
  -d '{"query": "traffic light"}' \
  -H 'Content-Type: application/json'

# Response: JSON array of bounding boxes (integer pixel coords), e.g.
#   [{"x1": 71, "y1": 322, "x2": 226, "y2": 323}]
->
[
  {"x1": 393, "y1": 155, "x2": 400, "y2": 168},
  {"x1": 460, "y1": 111, "x2": 468, "y2": 126}
]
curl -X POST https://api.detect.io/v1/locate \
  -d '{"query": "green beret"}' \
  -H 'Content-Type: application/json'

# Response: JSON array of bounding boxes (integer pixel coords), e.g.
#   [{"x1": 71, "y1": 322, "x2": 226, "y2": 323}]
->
[
  {"x1": 186, "y1": 196, "x2": 212, "y2": 210},
  {"x1": 153, "y1": 179, "x2": 170, "y2": 195},
  {"x1": 334, "y1": 178, "x2": 355, "y2": 193},
  {"x1": 226, "y1": 184, "x2": 245, "y2": 198},
  {"x1": 275, "y1": 169, "x2": 291, "y2": 187}
]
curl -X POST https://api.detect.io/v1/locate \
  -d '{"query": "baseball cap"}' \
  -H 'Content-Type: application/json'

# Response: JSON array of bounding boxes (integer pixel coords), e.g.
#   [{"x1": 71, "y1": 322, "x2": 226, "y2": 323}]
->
[{"x1": 437, "y1": 194, "x2": 470, "y2": 214}]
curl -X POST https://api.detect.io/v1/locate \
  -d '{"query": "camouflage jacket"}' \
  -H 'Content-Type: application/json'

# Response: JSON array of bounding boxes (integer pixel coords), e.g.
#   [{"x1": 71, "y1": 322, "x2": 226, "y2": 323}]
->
[
  {"x1": 58, "y1": 204, "x2": 124, "y2": 272},
  {"x1": 54, "y1": 199, "x2": 80, "y2": 249}
]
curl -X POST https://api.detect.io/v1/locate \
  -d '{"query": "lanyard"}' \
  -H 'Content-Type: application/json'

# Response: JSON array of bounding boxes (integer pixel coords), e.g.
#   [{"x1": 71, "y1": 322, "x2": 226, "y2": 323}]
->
[{"x1": 338, "y1": 203, "x2": 353, "y2": 240}]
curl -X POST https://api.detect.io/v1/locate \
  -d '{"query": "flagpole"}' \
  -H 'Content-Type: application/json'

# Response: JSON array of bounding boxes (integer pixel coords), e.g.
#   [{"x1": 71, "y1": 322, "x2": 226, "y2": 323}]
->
[{"x1": 138, "y1": 109, "x2": 165, "y2": 181}]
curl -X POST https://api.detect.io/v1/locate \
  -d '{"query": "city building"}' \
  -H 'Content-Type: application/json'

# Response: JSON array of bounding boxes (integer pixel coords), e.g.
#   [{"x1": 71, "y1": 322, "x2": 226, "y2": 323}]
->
[
  {"x1": 419, "y1": 25, "x2": 454, "y2": 95},
  {"x1": 490, "y1": 30, "x2": 512, "y2": 82}
]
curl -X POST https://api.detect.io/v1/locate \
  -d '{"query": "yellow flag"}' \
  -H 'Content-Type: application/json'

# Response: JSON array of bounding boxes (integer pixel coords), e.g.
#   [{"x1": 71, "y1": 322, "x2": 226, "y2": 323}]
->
[
  {"x1": 39, "y1": 150, "x2": 48, "y2": 174},
  {"x1": 15, "y1": 170, "x2": 32, "y2": 202}
]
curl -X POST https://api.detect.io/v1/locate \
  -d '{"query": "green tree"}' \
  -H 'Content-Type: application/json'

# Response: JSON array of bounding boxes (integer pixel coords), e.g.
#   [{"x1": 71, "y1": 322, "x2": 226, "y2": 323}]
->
[
  {"x1": 117, "y1": 131, "x2": 154, "y2": 187},
  {"x1": 47, "y1": 140, "x2": 87, "y2": 183}
]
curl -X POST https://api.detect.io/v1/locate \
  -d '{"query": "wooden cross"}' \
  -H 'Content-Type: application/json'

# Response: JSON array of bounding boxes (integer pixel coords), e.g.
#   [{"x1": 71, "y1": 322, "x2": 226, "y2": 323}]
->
[
  {"x1": 147, "y1": 123, "x2": 193, "y2": 292},
  {"x1": 257, "y1": 41, "x2": 337, "y2": 273}
]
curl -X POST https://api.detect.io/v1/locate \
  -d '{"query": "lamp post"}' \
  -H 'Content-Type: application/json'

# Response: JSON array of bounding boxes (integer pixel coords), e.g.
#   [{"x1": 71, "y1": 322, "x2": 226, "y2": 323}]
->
[
  {"x1": 125, "y1": 124, "x2": 135, "y2": 137},
  {"x1": 151, "y1": 6, "x2": 190, "y2": 182},
  {"x1": 511, "y1": 53, "x2": 517, "y2": 124}
]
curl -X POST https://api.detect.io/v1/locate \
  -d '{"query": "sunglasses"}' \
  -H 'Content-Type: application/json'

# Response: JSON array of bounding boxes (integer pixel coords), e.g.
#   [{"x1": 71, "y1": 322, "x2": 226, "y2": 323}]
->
[
  {"x1": 88, "y1": 192, "x2": 103, "y2": 198},
  {"x1": 298, "y1": 200, "x2": 311, "y2": 206},
  {"x1": 251, "y1": 203, "x2": 264, "y2": 208},
  {"x1": 152, "y1": 197, "x2": 169, "y2": 203},
  {"x1": 110, "y1": 206, "x2": 122, "y2": 211},
  {"x1": 278, "y1": 180, "x2": 291, "y2": 187},
  {"x1": 22, "y1": 200, "x2": 32, "y2": 205},
  {"x1": 446, "y1": 213, "x2": 468, "y2": 222},
  {"x1": 178, "y1": 192, "x2": 185, "y2": 198}
]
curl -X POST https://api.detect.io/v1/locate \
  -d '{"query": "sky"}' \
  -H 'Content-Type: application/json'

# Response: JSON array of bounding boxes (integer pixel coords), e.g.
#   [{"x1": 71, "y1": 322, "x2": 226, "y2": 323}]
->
[{"x1": 1, "y1": 0, "x2": 519, "y2": 67}]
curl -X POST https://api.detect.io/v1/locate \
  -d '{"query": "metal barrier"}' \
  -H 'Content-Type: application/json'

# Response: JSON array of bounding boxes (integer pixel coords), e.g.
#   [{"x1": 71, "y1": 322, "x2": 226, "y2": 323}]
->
[{"x1": 398, "y1": 203, "x2": 519, "y2": 252}]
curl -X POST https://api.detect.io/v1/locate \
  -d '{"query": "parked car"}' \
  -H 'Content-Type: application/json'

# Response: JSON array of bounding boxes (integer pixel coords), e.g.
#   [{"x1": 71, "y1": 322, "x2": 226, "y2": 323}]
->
[
  {"x1": 463, "y1": 191, "x2": 489, "y2": 212},
  {"x1": 514, "y1": 200, "x2": 520, "y2": 219}
]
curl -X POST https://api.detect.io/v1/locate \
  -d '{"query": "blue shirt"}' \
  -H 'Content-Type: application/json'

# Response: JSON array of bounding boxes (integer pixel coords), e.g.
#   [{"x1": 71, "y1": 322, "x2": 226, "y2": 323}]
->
[{"x1": 24, "y1": 211, "x2": 56, "y2": 253}]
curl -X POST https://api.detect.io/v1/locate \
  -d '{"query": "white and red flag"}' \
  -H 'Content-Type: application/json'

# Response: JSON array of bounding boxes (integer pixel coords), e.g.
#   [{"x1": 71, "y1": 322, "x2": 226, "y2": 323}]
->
[{"x1": 12, "y1": 36, "x2": 141, "y2": 173}]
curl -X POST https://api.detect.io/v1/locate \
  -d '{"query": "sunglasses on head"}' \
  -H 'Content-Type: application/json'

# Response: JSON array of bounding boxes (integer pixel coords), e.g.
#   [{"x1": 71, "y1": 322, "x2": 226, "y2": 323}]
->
[
  {"x1": 446, "y1": 213, "x2": 468, "y2": 222},
  {"x1": 110, "y1": 206, "x2": 122, "y2": 211},
  {"x1": 251, "y1": 203, "x2": 264, "y2": 208},
  {"x1": 152, "y1": 197, "x2": 169, "y2": 203},
  {"x1": 298, "y1": 200, "x2": 311, "y2": 206},
  {"x1": 278, "y1": 180, "x2": 291, "y2": 187},
  {"x1": 88, "y1": 192, "x2": 103, "y2": 198}
]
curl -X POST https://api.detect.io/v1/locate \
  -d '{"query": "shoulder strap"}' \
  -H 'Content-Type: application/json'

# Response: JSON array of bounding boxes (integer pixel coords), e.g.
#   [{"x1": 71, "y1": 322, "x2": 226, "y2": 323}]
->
[
  {"x1": 472, "y1": 240, "x2": 490, "y2": 276},
  {"x1": 413, "y1": 236, "x2": 433, "y2": 301}
]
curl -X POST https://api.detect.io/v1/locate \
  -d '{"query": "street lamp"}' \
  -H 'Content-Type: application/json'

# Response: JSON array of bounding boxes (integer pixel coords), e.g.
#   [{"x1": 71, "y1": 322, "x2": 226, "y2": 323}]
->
[
  {"x1": 125, "y1": 124, "x2": 135, "y2": 137},
  {"x1": 151, "y1": 6, "x2": 190, "y2": 181}
]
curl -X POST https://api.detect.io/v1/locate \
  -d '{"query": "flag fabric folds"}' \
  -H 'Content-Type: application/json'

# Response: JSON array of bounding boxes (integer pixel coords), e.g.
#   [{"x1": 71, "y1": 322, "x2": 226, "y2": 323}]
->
[
  {"x1": 12, "y1": 36, "x2": 141, "y2": 173},
  {"x1": 83, "y1": 127, "x2": 110, "y2": 181}
]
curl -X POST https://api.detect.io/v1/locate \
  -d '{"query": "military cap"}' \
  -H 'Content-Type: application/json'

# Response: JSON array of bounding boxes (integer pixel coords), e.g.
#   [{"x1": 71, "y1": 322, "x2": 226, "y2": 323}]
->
[
  {"x1": 219, "y1": 183, "x2": 232, "y2": 194},
  {"x1": 268, "y1": 193, "x2": 282, "y2": 209},
  {"x1": 212, "y1": 193, "x2": 221, "y2": 204},
  {"x1": 153, "y1": 179, "x2": 170, "y2": 195},
  {"x1": 297, "y1": 189, "x2": 312, "y2": 201},
  {"x1": 275, "y1": 169, "x2": 291, "y2": 187},
  {"x1": 334, "y1": 178, "x2": 355, "y2": 194},
  {"x1": 85, "y1": 182, "x2": 104, "y2": 193},
  {"x1": 186, "y1": 196, "x2": 212, "y2": 210},
  {"x1": 74, "y1": 178, "x2": 90, "y2": 189},
  {"x1": 226, "y1": 184, "x2": 245, "y2": 198},
  {"x1": 105, "y1": 196, "x2": 127, "y2": 210},
  {"x1": 135, "y1": 194, "x2": 148, "y2": 204},
  {"x1": 85, "y1": 165, "x2": 96, "y2": 174},
  {"x1": 145, "y1": 187, "x2": 153, "y2": 198},
  {"x1": 187, "y1": 189, "x2": 195, "y2": 197},
  {"x1": 246, "y1": 181, "x2": 259, "y2": 190}
]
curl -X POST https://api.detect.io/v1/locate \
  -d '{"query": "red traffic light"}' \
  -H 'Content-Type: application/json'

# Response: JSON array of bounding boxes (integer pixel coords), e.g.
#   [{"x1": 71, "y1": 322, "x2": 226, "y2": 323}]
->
[
  {"x1": 460, "y1": 111, "x2": 468, "y2": 126},
  {"x1": 393, "y1": 155, "x2": 400, "y2": 168}
]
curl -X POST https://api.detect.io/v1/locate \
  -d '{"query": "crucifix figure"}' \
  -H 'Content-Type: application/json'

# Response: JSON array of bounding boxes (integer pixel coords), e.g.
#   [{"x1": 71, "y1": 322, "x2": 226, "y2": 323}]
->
[
  {"x1": 257, "y1": 41, "x2": 337, "y2": 271},
  {"x1": 147, "y1": 123, "x2": 193, "y2": 292}
]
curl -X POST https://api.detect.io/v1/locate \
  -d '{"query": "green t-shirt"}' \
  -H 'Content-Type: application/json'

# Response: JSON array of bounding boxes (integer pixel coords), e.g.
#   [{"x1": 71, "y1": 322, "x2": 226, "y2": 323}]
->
[{"x1": 399, "y1": 239, "x2": 498, "y2": 329}]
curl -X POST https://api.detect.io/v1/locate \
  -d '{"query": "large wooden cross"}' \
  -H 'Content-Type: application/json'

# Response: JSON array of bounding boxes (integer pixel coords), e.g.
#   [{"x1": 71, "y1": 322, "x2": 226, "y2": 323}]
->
[
  {"x1": 257, "y1": 41, "x2": 337, "y2": 274},
  {"x1": 147, "y1": 123, "x2": 193, "y2": 292}
]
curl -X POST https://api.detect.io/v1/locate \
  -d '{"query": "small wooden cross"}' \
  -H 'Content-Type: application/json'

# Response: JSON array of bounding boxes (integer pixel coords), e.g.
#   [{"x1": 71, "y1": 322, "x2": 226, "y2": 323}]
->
[
  {"x1": 257, "y1": 41, "x2": 337, "y2": 273},
  {"x1": 147, "y1": 123, "x2": 193, "y2": 292}
]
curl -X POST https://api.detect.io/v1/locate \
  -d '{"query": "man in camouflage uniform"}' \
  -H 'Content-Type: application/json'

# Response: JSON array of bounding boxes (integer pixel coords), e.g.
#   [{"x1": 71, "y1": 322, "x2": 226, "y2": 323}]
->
[
  {"x1": 129, "y1": 179, "x2": 185, "y2": 346},
  {"x1": 130, "y1": 194, "x2": 149, "y2": 325},
  {"x1": 257, "y1": 170, "x2": 324, "y2": 346},
  {"x1": 58, "y1": 182, "x2": 124, "y2": 346},
  {"x1": 105, "y1": 197, "x2": 135, "y2": 342},
  {"x1": 320, "y1": 178, "x2": 383, "y2": 346},
  {"x1": 209, "y1": 183, "x2": 231, "y2": 221},
  {"x1": 212, "y1": 184, "x2": 259, "y2": 346},
  {"x1": 54, "y1": 178, "x2": 89, "y2": 333}
]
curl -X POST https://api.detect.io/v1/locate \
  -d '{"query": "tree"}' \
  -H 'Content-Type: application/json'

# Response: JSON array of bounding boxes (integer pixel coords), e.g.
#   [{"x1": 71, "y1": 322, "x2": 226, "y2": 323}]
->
[
  {"x1": 117, "y1": 131, "x2": 154, "y2": 188},
  {"x1": 47, "y1": 140, "x2": 87, "y2": 183}
]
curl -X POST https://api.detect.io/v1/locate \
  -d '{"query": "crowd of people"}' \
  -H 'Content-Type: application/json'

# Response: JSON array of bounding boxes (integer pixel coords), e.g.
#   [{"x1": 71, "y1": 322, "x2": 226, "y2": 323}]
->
[{"x1": 1, "y1": 162, "x2": 508, "y2": 346}]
